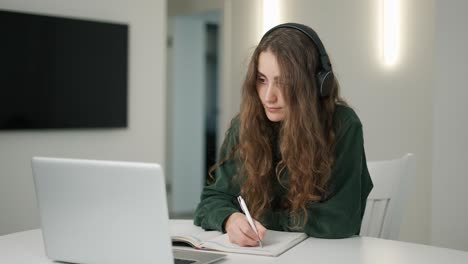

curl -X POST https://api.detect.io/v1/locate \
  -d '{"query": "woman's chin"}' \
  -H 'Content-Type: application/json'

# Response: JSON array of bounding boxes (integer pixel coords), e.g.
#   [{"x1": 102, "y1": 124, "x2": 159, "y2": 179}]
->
[{"x1": 266, "y1": 113, "x2": 285, "y2": 122}]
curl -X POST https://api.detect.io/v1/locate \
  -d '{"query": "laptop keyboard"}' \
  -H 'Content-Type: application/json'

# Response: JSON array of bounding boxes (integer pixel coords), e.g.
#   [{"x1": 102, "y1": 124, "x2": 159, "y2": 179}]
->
[{"x1": 174, "y1": 258, "x2": 196, "y2": 264}]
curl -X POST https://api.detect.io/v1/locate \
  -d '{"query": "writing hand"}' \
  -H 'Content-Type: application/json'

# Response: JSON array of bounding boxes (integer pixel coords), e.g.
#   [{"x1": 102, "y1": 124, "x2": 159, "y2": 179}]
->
[{"x1": 224, "y1": 212, "x2": 267, "y2": 247}]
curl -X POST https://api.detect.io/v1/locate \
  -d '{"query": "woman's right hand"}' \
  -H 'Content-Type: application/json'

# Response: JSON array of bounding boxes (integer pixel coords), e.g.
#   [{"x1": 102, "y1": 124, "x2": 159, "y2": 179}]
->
[{"x1": 224, "y1": 212, "x2": 267, "y2": 247}]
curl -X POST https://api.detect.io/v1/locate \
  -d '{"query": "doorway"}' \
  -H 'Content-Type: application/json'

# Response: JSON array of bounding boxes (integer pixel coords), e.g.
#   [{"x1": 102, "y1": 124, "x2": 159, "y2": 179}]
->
[{"x1": 166, "y1": 11, "x2": 221, "y2": 216}]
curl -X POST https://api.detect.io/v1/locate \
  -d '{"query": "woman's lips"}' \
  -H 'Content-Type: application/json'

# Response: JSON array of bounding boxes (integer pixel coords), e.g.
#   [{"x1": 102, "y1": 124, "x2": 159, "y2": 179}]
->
[{"x1": 266, "y1": 107, "x2": 282, "y2": 113}]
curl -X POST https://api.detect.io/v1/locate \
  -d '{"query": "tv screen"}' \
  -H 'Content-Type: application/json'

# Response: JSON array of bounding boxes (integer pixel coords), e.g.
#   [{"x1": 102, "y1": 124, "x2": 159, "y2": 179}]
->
[{"x1": 0, "y1": 10, "x2": 128, "y2": 129}]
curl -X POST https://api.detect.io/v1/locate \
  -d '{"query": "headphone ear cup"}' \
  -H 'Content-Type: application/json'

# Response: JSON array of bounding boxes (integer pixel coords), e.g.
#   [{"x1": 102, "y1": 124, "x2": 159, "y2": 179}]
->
[{"x1": 317, "y1": 70, "x2": 334, "y2": 97}]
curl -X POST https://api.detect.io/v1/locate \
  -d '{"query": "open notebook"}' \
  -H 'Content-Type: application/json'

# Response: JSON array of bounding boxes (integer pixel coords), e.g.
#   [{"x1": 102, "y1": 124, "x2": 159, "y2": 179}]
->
[{"x1": 170, "y1": 220, "x2": 307, "y2": 257}]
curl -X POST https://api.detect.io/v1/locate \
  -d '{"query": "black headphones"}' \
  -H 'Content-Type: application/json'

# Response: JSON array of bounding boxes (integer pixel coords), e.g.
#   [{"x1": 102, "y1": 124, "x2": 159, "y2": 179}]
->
[{"x1": 261, "y1": 23, "x2": 334, "y2": 97}]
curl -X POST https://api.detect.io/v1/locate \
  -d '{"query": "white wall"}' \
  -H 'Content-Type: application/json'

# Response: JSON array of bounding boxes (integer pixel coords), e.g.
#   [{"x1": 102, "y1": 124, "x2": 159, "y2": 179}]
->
[
  {"x1": 222, "y1": 0, "x2": 434, "y2": 245},
  {"x1": 0, "y1": 0, "x2": 166, "y2": 235},
  {"x1": 168, "y1": 0, "x2": 221, "y2": 17},
  {"x1": 432, "y1": 0, "x2": 468, "y2": 251},
  {"x1": 219, "y1": 0, "x2": 263, "y2": 136}
]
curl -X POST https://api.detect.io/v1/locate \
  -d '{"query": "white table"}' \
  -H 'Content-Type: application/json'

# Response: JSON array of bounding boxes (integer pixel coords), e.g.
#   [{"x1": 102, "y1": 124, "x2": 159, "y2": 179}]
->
[{"x1": 1, "y1": 229, "x2": 468, "y2": 264}]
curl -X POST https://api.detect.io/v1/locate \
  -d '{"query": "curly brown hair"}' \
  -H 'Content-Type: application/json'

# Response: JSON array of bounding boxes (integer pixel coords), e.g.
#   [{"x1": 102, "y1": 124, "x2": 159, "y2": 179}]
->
[{"x1": 213, "y1": 26, "x2": 347, "y2": 228}]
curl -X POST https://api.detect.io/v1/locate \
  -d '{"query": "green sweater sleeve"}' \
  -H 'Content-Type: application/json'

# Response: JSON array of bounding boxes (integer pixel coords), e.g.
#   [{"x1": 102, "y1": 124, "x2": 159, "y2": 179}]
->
[
  {"x1": 193, "y1": 120, "x2": 242, "y2": 232},
  {"x1": 264, "y1": 115, "x2": 373, "y2": 238}
]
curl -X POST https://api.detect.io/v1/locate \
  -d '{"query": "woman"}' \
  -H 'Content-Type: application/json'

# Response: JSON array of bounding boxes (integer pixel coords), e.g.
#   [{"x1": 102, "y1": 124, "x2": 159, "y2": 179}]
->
[{"x1": 194, "y1": 23, "x2": 373, "y2": 246}]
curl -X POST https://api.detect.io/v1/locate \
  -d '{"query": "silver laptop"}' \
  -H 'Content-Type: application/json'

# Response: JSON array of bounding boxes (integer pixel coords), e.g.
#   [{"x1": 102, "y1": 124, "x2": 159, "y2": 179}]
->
[{"x1": 32, "y1": 156, "x2": 225, "y2": 264}]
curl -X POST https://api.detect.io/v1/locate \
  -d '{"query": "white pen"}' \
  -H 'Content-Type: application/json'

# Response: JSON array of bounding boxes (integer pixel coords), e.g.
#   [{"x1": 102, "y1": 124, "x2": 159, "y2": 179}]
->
[{"x1": 237, "y1": 196, "x2": 263, "y2": 247}]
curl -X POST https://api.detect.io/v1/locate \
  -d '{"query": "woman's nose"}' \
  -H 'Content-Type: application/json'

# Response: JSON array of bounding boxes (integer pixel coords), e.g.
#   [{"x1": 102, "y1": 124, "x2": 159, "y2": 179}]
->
[{"x1": 265, "y1": 84, "x2": 277, "y2": 103}]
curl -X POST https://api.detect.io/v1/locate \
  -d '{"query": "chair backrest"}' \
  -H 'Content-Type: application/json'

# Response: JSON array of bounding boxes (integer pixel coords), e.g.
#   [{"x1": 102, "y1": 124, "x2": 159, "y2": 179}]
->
[{"x1": 360, "y1": 153, "x2": 415, "y2": 240}]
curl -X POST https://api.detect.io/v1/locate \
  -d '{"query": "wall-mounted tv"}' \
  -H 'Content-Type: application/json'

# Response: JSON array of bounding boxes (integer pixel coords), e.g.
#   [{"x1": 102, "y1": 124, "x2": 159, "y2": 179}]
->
[{"x1": 0, "y1": 10, "x2": 128, "y2": 129}]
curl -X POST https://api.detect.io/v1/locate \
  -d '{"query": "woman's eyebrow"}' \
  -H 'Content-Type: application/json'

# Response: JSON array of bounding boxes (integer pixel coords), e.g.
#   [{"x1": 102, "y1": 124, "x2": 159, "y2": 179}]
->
[{"x1": 257, "y1": 71, "x2": 280, "y2": 82}]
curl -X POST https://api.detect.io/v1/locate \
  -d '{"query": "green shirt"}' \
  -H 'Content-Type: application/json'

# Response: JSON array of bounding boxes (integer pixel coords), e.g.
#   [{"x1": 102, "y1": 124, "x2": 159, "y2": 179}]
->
[{"x1": 194, "y1": 105, "x2": 373, "y2": 239}]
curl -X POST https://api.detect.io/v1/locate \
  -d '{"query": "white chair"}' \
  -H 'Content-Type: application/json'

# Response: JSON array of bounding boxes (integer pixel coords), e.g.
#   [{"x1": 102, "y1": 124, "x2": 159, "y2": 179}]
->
[{"x1": 360, "y1": 153, "x2": 415, "y2": 240}]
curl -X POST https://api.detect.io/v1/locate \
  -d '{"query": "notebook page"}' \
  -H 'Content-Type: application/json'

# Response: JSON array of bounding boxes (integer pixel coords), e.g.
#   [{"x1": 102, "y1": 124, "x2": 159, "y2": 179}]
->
[
  {"x1": 201, "y1": 230, "x2": 307, "y2": 256},
  {"x1": 170, "y1": 219, "x2": 222, "y2": 246}
]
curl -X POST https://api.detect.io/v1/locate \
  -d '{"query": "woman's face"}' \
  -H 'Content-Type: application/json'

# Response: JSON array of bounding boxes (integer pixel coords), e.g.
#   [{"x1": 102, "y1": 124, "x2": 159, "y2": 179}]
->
[{"x1": 256, "y1": 50, "x2": 286, "y2": 122}]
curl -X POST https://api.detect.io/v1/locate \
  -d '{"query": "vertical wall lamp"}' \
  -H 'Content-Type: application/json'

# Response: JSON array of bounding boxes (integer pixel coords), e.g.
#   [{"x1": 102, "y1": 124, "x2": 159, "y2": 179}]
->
[
  {"x1": 263, "y1": 0, "x2": 279, "y2": 34},
  {"x1": 383, "y1": 0, "x2": 399, "y2": 65}
]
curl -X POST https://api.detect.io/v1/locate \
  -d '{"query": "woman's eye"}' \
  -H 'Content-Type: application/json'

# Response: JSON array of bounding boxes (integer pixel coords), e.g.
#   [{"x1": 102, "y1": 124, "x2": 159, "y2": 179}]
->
[{"x1": 257, "y1": 77, "x2": 266, "y2": 84}]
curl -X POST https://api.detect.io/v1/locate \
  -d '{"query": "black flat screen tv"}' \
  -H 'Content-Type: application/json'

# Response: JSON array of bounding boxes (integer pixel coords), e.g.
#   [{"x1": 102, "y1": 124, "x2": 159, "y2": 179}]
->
[{"x1": 0, "y1": 10, "x2": 128, "y2": 129}]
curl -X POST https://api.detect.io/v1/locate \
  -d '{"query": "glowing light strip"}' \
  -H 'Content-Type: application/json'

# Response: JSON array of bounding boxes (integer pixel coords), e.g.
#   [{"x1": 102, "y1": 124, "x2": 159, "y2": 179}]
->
[
  {"x1": 263, "y1": 0, "x2": 279, "y2": 34},
  {"x1": 383, "y1": 0, "x2": 399, "y2": 65}
]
